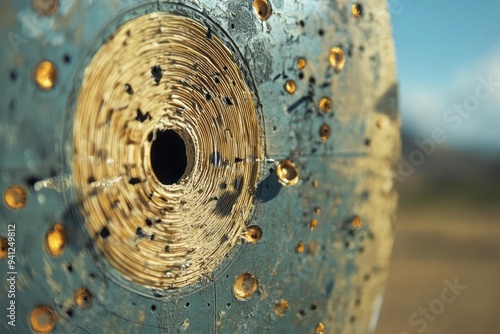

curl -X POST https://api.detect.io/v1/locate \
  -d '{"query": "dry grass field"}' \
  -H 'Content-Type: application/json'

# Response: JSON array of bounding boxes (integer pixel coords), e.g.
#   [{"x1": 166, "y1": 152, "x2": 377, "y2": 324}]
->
[{"x1": 376, "y1": 150, "x2": 500, "y2": 334}]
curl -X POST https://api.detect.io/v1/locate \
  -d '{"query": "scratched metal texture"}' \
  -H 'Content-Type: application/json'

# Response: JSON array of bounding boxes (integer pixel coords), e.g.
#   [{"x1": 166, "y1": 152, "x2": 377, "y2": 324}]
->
[{"x1": 0, "y1": 0, "x2": 399, "y2": 333}]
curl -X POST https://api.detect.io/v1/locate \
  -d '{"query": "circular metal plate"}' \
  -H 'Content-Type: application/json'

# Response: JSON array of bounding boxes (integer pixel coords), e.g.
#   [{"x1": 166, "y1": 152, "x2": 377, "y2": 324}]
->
[{"x1": 71, "y1": 12, "x2": 262, "y2": 290}]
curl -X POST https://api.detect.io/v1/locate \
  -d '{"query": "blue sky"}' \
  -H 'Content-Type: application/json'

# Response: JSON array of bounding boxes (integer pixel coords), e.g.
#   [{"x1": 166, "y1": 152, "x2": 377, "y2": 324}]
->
[{"x1": 391, "y1": 0, "x2": 500, "y2": 154}]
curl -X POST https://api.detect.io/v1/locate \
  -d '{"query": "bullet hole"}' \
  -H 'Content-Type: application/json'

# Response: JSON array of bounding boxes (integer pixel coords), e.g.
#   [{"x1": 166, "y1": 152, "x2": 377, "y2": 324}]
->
[
  {"x1": 129, "y1": 177, "x2": 141, "y2": 185},
  {"x1": 273, "y1": 125, "x2": 277, "y2": 131},
  {"x1": 89, "y1": 273, "x2": 96, "y2": 279},
  {"x1": 67, "y1": 264, "x2": 73, "y2": 272},
  {"x1": 136, "y1": 227, "x2": 147, "y2": 238},
  {"x1": 233, "y1": 273, "x2": 258, "y2": 300},
  {"x1": 100, "y1": 226, "x2": 110, "y2": 239},
  {"x1": 185, "y1": 302, "x2": 190, "y2": 307},
  {"x1": 223, "y1": 65, "x2": 228, "y2": 71},
  {"x1": 151, "y1": 65, "x2": 163, "y2": 84},
  {"x1": 352, "y1": 3, "x2": 363, "y2": 18},
  {"x1": 224, "y1": 97, "x2": 233, "y2": 105},
  {"x1": 276, "y1": 160, "x2": 299, "y2": 186},
  {"x1": 220, "y1": 182, "x2": 227, "y2": 189},
  {"x1": 126, "y1": 29, "x2": 131, "y2": 37},
  {"x1": 150, "y1": 130, "x2": 188, "y2": 185},
  {"x1": 309, "y1": 76, "x2": 316, "y2": 84},
  {"x1": 207, "y1": 303, "x2": 211, "y2": 307},
  {"x1": 235, "y1": 157, "x2": 243, "y2": 163},
  {"x1": 146, "y1": 218, "x2": 153, "y2": 227},
  {"x1": 274, "y1": 300, "x2": 289, "y2": 317},
  {"x1": 298, "y1": 72, "x2": 304, "y2": 80},
  {"x1": 296, "y1": 241, "x2": 305, "y2": 253},
  {"x1": 297, "y1": 57, "x2": 307, "y2": 70},
  {"x1": 329, "y1": 47, "x2": 346, "y2": 72},
  {"x1": 62, "y1": 54, "x2": 71, "y2": 64},
  {"x1": 45, "y1": 223, "x2": 67, "y2": 257},
  {"x1": 284, "y1": 80, "x2": 296, "y2": 94},
  {"x1": 253, "y1": 0, "x2": 271, "y2": 21},
  {"x1": 319, "y1": 97, "x2": 332, "y2": 113},
  {"x1": 66, "y1": 309, "x2": 73, "y2": 318},
  {"x1": 124, "y1": 83, "x2": 134, "y2": 95},
  {"x1": 206, "y1": 93, "x2": 212, "y2": 101},
  {"x1": 30, "y1": 306, "x2": 57, "y2": 333},
  {"x1": 9, "y1": 70, "x2": 18, "y2": 81},
  {"x1": 364, "y1": 138, "x2": 371, "y2": 146},
  {"x1": 165, "y1": 245, "x2": 170, "y2": 252},
  {"x1": 319, "y1": 124, "x2": 331, "y2": 142},
  {"x1": 310, "y1": 303, "x2": 318, "y2": 311},
  {"x1": 299, "y1": 20, "x2": 305, "y2": 27},
  {"x1": 150, "y1": 305, "x2": 157, "y2": 312},
  {"x1": 310, "y1": 219, "x2": 318, "y2": 230},
  {"x1": 135, "y1": 108, "x2": 150, "y2": 122},
  {"x1": 348, "y1": 220, "x2": 361, "y2": 233},
  {"x1": 242, "y1": 226, "x2": 263, "y2": 243},
  {"x1": 206, "y1": 27, "x2": 212, "y2": 39},
  {"x1": 87, "y1": 176, "x2": 95, "y2": 184},
  {"x1": 75, "y1": 288, "x2": 93, "y2": 309},
  {"x1": 298, "y1": 309, "x2": 306, "y2": 317},
  {"x1": 231, "y1": 23, "x2": 235, "y2": 29},
  {"x1": 34, "y1": 60, "x2": 58, "y2": 91},
  {"x1": 318, "y1": 29, "x2": 324, "y2": 36},
  {"x1": 214, "y1": 77, "x2": 220, "y2": 84}
]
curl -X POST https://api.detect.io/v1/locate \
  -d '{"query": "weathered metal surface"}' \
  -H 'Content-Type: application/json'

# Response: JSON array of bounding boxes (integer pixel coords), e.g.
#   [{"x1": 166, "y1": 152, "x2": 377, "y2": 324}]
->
[{"x1": 0, "y1": 0, "x2": 399, "y2": 333}]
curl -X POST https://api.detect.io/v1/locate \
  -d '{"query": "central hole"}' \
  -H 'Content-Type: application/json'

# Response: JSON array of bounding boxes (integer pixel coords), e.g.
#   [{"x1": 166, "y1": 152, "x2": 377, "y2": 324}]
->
[{"x1": 150, "y1": 130, "x2": 188, "y2": 185}]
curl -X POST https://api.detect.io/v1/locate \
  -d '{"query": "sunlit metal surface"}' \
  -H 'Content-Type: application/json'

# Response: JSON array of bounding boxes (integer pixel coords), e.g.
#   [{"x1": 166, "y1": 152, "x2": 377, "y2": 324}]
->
[{"x1": 0, "y1": 0, "x2": 399, "y2": 333}]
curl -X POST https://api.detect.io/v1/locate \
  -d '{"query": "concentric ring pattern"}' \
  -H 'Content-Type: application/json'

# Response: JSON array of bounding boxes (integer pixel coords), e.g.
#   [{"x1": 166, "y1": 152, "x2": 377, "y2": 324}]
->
[{"x1": 72, "y1": 13, "x2": 261, "y2": 289}]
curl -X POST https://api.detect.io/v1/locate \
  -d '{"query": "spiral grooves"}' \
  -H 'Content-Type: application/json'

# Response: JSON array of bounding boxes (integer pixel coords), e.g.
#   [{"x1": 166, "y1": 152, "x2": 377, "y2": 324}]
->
[{"x1": 72, "y1": 13, "x2": 261, "y2": 289}]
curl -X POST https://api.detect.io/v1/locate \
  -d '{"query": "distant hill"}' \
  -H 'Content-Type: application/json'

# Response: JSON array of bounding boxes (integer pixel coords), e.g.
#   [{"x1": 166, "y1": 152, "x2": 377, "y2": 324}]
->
[{"x1": 399, "y1": 131, "x2": 500, "y2": 205}]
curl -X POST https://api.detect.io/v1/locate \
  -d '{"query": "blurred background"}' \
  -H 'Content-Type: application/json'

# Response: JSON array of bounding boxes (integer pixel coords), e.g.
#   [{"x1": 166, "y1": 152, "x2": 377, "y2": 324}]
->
[{"x1": 376, "y1": 0, "x2": 500, "y2": 333}]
